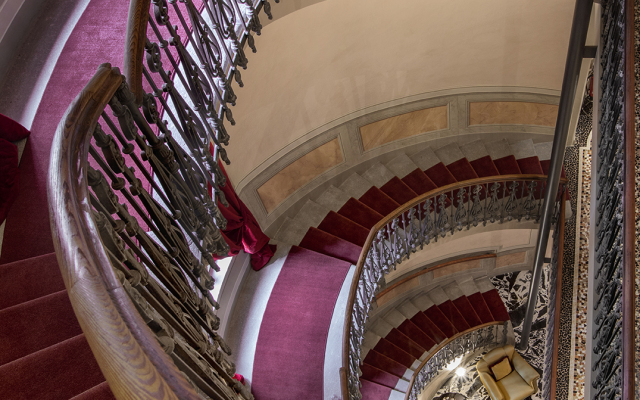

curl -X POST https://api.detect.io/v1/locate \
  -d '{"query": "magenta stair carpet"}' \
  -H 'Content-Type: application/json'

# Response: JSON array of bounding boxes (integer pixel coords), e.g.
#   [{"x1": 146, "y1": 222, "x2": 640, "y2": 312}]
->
[{"x1": 252, "y1": 246, "x2": 351, "y2": 400}]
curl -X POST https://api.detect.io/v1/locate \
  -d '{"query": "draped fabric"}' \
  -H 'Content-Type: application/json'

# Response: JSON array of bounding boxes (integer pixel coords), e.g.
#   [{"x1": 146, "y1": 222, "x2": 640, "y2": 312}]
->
[
  {"x1": 0, "y1": 114, "x2": 30, "y2": 224},
  {"x1": 212, "y1": 158, "x2": 276, "y2": 271}
]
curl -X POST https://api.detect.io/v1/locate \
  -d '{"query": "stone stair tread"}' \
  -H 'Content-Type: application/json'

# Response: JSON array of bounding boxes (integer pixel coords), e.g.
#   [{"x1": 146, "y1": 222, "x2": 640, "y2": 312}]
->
[
  {"x1": 534, "y1": 141, "x2": 553, "y2": 160},
  {"x1": 394, "y1": 378, "x2": 410, "y2": 392},
  {"x1": 383, "y1": 309, "x2": 407, "y2": 329},
  {"x1": 485, "y1": 139, "x2": 514, "y2": 160},
  {"x1": 339, "y1": 173, "x2": 372, "y2": 199},
  {"x1": 411, "y1": 294, "x2": 435, "y2": 311},
  {"x1": 460, "y1": 140, "x2": 490, "y2": 161},
  {"x1": 457, "y1": 278, "x2": 481, "y2": 296},
  {"x1": 474, "y1": 276, "x2": 495, "y2": 293},
  {"x1": 409, "y1": 147, "x2": 441, "y2": 171},
  {"x1": 442, "y1": 281, "x2": 464, "y2": 300},
  {"x1": 274, "y1": 217, "x2": 308, "y2": 245},
  {"x1": 370, "y1": 318, "x2": 395, "y2": 338},
  {"x1": 362, "y1": 163, "x2": 396, "y2": 188},
  {"x1": 315, "y1": 185, "x2": 351, "y2": 212},
  {"x1": 385, "y1": 153, "x2": 420, "y2": 179},
  {"x1": 426, "y1": 287, "x2": 449, "y2": 305},
  {"x1": 396, "y1": 300, "x2": 420, "y2": 319},
  {"x1": 293, "y1": 199, "x2": 330, "y2": 228},
  {"x1": 434, "y1": 142, "x2": 465, "y2": 165},
  {"x1": 510, "y1": 139, "x2": 537, "y2": 160}
]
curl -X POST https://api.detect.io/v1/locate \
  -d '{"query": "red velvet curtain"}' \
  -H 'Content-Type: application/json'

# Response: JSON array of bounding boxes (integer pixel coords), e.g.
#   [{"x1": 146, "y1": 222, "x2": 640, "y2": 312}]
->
[
  {"x1": 212, "y1": 158, "x2": 276, "y2": 271},
  {"x1": 0, "y1": 114, "x2": 30, "y2": 224}
]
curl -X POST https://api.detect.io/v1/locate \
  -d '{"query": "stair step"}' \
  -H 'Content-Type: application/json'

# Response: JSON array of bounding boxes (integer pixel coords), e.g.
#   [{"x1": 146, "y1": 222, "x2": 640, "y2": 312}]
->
[
  {"x1": 0, "y1": 253, "x2": 65, "y2": 310},
  {"x1": 361, "y1": 363, "x2": 401, "y2": 389},
  {"x1": 364, "y1": 350, "x2": 408, "y2": 378},
  {"x1": 315, "y1": 185, "x2": 351, "y2": 212},
  {"x1": 534, "y1": 141, "x2": 553, "y2": 161},
  {"x1": 317, "y1": 211, "x2": 369, "y2": 247},
  {"x1": 434, "y1": 143, "x2": 465, "y2": 166},
  {"x1": 370, "y1": 318, "x2": 394, "y2": 338},
  {"x1": 412, "y1": 310, "x2": 450, "y2": 341},
  {"x1": 380, "y1": 177, "x2": 418, "y2": 205},
  {"x1": 338, "y1": 198, "x2": 384, "y2": 230},
  {"x1": 0, "y1": 290, "x2": 82, "y2": 366},
  {"x1": 493, "y1": 155, "x2": 522, "y2": 175},
  {"x1": 362, "y1": 163, "x2": 396, "y2": 188},
  {"x1": 446, "y1": 158, "x2": 479, "y2": 182},
  {"x1": 385, "y1": 154, "x2": 419, "y2": 179},
  {"x1": 68, "y1": 381, "x2": 115, "y2": 400},
  {"x1": 401, "y1": 168, "x2": 437, "y2": 195},
  {"x1": 359, "y1": 187, "x2": 400, "y2": 216},
  {"x1": 458, "y1": 278, "x2": 496, "y2": 324},
  {"x1": 475, "y1": 277, "x2": 511, "y2": 321},
  {"x1": 470, "y1": 155, "x2": 501, "y2": 177},
  {"x1": 485, "y1": 139, "x2": 514, "y2": 160},
  {"x1": 339, "y1": 173, "x2": 372, "y2": 199},
  {"x1": 451, "y1": 296, "x2": 483, "y2": 327},
  {"x1": 409, "y1": 147, "x2": 441, "y2": 171},
  {"x1": 510, "y1": 139, "x2": 537, "y2": 160},
  {"x1": 385, "y1": 329, "x2": 426, "y2": 359},
  {"x1": 293, "y1": 200, "x2": 330, "y2": 229},
  {"x1": 298, "y1": 227, "x2": 361, "y2": 264},
  {"x1": 274, "y1": 217, "x2": 308, "y2": 245},
  {"x1": 397, "y1": 319, "x2": 437, "y2": 351},
  {"x1": 425, "y1": 162, "x2": 457, "y2": 187},
  {"x1": 0, "y1": 334, "x2": 106, "y2": 400},
  {"x1": 460, "y1": 140, "x2": 490, "y2": 162},
  {"x1": 517, "y1": 156, "x2": 544, "y2": 174},
  {"x1": 359, "y1": 378, "x2": 395, "y2": 400},
  {"x1": 372, "y1": 338, "x2": 416, "y2": 368}
]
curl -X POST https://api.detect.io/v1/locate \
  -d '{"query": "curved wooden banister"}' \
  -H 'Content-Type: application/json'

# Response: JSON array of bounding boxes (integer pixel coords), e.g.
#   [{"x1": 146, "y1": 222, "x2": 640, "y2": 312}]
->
[
  {"x1": 123, "y1": 0, "x2": 151, "y2": 106},
  {"x1": 404, "y1": 321, "x2": 506, "y2": 400},
  {"x1": 341, "y1": 174, "x2": 568, "y2": 400},
  {"x1": 48, "y1": 63, "x2": 201, "y2": 400}
]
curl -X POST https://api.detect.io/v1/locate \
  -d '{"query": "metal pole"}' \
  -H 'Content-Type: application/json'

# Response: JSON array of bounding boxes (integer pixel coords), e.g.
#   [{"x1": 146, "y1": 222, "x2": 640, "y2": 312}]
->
[{"x1": 517, "y1": 0, "x2": 594, "y2": 350}]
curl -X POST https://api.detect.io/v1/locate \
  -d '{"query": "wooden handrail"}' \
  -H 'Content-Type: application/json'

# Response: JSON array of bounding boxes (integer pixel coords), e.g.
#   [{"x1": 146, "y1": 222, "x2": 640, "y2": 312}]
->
[
  {"x1": 404, "y1": 321, "x2": 506, "y2": 400},
  {"x1": 48, "y1": 63, "x2": 201, "y2": 400},
  {"x1": 123, "y1": 0, "x2": 151, "y2": 106},
  {"x1": 341, "y1": 174, "x2": 568, "y2": 399}
]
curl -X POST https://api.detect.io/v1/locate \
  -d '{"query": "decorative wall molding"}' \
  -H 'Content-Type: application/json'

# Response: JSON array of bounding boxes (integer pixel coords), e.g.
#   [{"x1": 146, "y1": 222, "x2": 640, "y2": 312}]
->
[{"x1": 236, "y1": 88, "x2": 560, "y2": 235}]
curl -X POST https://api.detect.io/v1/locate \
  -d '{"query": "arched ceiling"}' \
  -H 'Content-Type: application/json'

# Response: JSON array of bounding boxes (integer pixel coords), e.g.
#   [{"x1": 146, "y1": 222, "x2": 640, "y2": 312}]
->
[{"x1": 226, "y1": 0, "x2": 575, "y2": 186}]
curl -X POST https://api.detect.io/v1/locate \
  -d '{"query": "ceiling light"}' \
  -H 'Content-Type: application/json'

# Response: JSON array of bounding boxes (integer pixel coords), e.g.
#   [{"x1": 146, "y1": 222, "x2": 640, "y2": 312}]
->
[
  {"x1": 455, "y1": 367, "x2": 466, "y2": 377},
  {"x1": 445, "y1": 356, "x2": 462, "y2": 371}
]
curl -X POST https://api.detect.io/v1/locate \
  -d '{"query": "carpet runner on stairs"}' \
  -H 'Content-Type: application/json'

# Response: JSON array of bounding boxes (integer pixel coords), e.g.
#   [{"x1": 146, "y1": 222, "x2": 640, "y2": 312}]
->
[{"x1": 0, "y1": 253, "x2": 114, "y2": 400}]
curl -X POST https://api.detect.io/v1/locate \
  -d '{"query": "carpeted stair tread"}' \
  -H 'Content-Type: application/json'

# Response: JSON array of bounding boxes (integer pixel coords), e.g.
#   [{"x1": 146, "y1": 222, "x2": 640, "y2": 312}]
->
[
  {"x1": 410, "y1": 311, "x2": 449, "y2": 342},
  {"x1": 482, "y1": 290, "x2": 511, "y2": 321},
  {"x1": 516, "y1": 156, "x2": 544, "y2": 174},
  {"x1": 397, "y1": 319, "x2": 437, "y2": 351},
  {"x1": 446, "y1": 158, "x2": 479, "y2": 182},
  {"x1": 69, "y1": 382, "x2": 115, "y2": 400},
  {"x1": 0, "y1": 253, "x2": 65, "y2": 310},
  {"x1": 363, "y1": 350, "x2": 408, "y2": 378},
  {"x1": 317, "y1": 211, "x2": 370, "y2": 247},
  {"x1": 359, "y1": 378, "x2": 394, "y2": 400},
  {"x1": 451, "y1": 296, "x2": 483, "y2": 327},
  {"x1": 401, "y1": 168, "x2": 438, "y2": 195},
  {"x1": 540, "y1": 160, "x2": 567, "y2": 178},
  {"x1": 0, "y1": 290, "x2": 82, "y2": 366},
  {"x1": 384, "y1": 328, "x2": 426, "y2": 359},
  {"x1": 380, "y1": 177, "x2": 418, "y2": 205},
  {"x1": 493, "y1": 155, "x2": 522, "y2": 175},
  {"x1": 470, "y1": 155, "x2": 500, "y2": 178},
  {"x1": 424, "y1": 162, "x2": 457, "y2": 187},
  {"x1": 372, "y1": 338, "x2": 416, "y2": 368},
  {"x1": 252, "y1": 246, "x2": 351, "y2": 400},
  {"x1": 467, "y1": 292, "x2": 495, "y2": 324},
  {"x1": 298, "y1": 227, "x2": 361, "y2": 264},
  {"x1": 360, "y1": 363, "x2": 401, "y2": 389},
  {"x1": 422, "y1": 306, "x2": 457, "y2": 338},
  {"x1": 437, "y1": 300, "x2": 471, "y2": 332},
  {"x1": 359, "y1": 187, "x2": 400, "y2": 216},
  {"x1": 0, "y1": 334, "x2": 107, "y2": 400},
  {"x1": 337, "y1": 198, "x2": 384, "y2": 230}
]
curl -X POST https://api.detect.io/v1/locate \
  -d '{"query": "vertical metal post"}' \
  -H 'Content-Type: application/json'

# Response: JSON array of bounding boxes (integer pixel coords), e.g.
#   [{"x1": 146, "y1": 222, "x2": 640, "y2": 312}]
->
[{"x1": 518, "y1": 0, "x2": 594, "y2": 350}]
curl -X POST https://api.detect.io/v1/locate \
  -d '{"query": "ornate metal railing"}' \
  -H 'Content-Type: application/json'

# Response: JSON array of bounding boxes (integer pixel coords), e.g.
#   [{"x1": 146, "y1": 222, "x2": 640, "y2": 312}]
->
[
  {"x1": 341, "y1": 175, "x2": 568, "y2": 400},
  {"x1": 406, "y1": 322, "x2": 509, "y2": 400},
  {"x1": 48, "y1": 0, "x2": 277, "y2": 398},
  {"x1": 590, "y1": 0, "x2": 636, "y2": 398},
  {"x1": 124, "y1": 0, "x2": 278, "y2": 205}
]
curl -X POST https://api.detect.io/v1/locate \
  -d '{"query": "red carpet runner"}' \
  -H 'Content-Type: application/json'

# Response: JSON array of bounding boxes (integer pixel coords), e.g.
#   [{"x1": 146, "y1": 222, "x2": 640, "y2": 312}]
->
[{"x1": 252, "y1": 246, "x2": 351, "y2": 400}]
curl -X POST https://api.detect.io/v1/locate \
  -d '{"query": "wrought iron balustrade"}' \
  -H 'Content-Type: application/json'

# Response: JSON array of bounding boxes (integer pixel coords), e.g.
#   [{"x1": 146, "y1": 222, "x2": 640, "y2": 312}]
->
[
  {"x1": 590, "y1": 0, "x2": 636, "y2": 399},
  {"x1": 406, "y1": 322, "x2": 509, "y2": 400},
  {"x1": 341, "y1": 175, "x2": 567, "y2": 400}
]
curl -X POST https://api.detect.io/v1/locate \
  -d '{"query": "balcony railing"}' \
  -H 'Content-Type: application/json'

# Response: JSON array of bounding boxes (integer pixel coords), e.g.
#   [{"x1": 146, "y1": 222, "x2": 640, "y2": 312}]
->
[
  {"x1": 589, "y1": 0, "x2": 636, "y2": 399},
  {"x1": 340, "y1": 175, "x2": 567, "y2": 400},
  {"x1": 48, "y1": 0, "x2": 275, "y2": 398},
  {"x1": 406, "y1": 322, "x2": 509, "y2": 400}
]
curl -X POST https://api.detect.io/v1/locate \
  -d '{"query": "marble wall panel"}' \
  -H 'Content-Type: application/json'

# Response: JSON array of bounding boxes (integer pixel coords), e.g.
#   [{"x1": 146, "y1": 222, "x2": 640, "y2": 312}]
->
[
  {"x1": 469, "y1": 101, "x2": 558, "y2": 127},
  {"x1": 359, "y1": 105, "x2": 448, "y2": 151},
  {"x1": 257, "y1": 138, "x2": 343, "y2": 213},
  {"x1": 495, "y1": 251, "x2": 527, "y2": 269}
]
